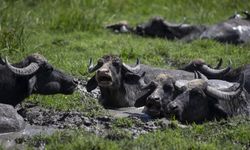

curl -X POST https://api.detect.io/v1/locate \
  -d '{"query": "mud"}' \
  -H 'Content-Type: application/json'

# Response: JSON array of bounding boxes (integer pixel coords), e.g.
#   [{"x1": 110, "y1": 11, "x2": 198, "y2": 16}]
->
[
  {"x1": 0, "y1": 101, "x2": 184, "y2": 149},
  {"x1": 0, "y1": 80, "x2": 187, "y2": 149}
]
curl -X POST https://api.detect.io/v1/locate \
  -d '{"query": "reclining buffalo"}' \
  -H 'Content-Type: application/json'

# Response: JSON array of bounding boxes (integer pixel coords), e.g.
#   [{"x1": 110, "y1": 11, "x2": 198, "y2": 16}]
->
[
  {"x1": 166, "y1": 75, "x2": 248, "y2": 123},
  {"x1": 86, "y1": 55, "x2": 195, "y2": 108},
  {"x1": 0, "y1": 53, "x2": 77, "y2": 106},
  {"x1": 181, "y1": 58, "x2": 250, "y2": 93},
  {"x1": 136, "y1": 72, "x2": 249, "y2": 123},
  {"x1": 106, "y1": 11, "x2": 250, "y2": 44}
]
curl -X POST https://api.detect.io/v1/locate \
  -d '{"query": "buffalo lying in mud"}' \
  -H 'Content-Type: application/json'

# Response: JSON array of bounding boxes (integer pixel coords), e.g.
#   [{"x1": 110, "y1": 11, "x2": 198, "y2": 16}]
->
[
  {"x1": 106, "y1": 11, "x2": 250, "y2": 44},
  {"x1": 138, "y1": 73, "x2": 249, "y2": 123},
  {"x1": 181, "y1": 58, "x2": 250, "y2": 93},
  {"x1": 86, "y1": 55, "x2": 195, "y2": 108},
  {"x1": 0, "y1": 53, "x2": 77, "y2": 106}
]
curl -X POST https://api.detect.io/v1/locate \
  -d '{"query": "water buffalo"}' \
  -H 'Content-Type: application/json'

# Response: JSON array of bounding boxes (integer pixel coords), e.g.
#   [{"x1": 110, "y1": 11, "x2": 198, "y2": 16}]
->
[
  {"x1": 135, "y1": 73, "x2": 244, "y2": 122},
  {"x1": 86, "y1": 55, "x2": 195, "y2": 108},
  {"x1": 134, "y1": 74, "x2": 178, "y2": 118},
  {"x1": 0, "y1": 53, "x2": 77, "y2": 106},
  {"x1": 166, "y1": 75, "x2": 248, "y2": 123},
  {"x1": 106, "y1": 11, "x2": 250, "y2": 44},
  {"x1": 181, "y1": 58, "x2": 250, "y2": 93},
  {"x1": 180, "y1": 58, "x2": 231, "y2": 78}
]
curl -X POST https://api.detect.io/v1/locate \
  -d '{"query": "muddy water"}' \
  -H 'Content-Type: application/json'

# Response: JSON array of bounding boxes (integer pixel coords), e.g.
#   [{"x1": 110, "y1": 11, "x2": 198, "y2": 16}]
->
[
  {"x1": 0, "y1": 82, "x2": 184, "y2": 149},
  {"x1": 0, "y1": 124, "x2": 58, "y2": 149},
  {"x1": 0, "y1": 102, "x2": 183, "y2": 149}
]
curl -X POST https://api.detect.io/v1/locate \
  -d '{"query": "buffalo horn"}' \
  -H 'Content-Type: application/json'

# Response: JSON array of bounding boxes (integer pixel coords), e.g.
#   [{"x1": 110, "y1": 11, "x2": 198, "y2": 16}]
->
[
  {"x1": 214, "y1": 58, "x2": 223, "y2": 69},
  {"x1": 206, "y1": 74, "x2": 245, "y2": 100},
  {"x1": 88, "y1": 58, "x2": 103, "y2": 73},
  {"x1": 200, "y1": 64, "x2": 231, "y2": 76},
  {"x1": 122, "y1": 58, "x2": 140, "y2": 72},
  {"x1": 4, "y1": 57, "x2": 39, "y2": 76},
  {"x1": 196, "y1": 71, "x2": 208, "y2": 81}
]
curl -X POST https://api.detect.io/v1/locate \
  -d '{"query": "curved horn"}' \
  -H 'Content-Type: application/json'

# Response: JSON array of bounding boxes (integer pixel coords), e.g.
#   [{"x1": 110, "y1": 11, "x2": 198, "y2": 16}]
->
[
  {"x1": 5, "y1": 57, "x2": 39, "y2": 76},
  {"x1": 206, "y1": 74, "x2": 245, "y2": 100},
  {"x1": 214, "y1": 58, "x2": 223, "y2": 69},
  {"x1": 122, "y1": 58, "x2": 140, "y2": 72},
  {"x1": 194, "y1": 71, "x2": 198, "y2": 79},
  {"x1": 88, "y1": 58, "x2": 103, "y2": 73},
  {"x1": 200, "y1": 64, "x2": 231, "y2": 76},
  {"x1": 196, "y1": 71, "x2": 208, "y2": 81}
]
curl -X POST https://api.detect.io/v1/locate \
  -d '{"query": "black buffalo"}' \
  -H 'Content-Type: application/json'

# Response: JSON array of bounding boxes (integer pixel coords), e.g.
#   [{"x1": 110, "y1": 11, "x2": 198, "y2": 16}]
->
[
  {"x1": 134, "y1": 74, "x2": 178, "y2": 117},
  {"x1": 181, "y1": 59, "x2": 250, "y2": 93},
  {"x1": 106, "y1": 11, "x2": 250, "y2": 44},
  {"x1": 0, "y1": 53, "x2": 77, "y2": 106},
  {"x1": 180, "y1": 58, "x2": 231, "y2": 78},
  {"x1": 166, "y1": 75, "x2": 249, "y2": 123},
  {"x1": 136, "y1": 72, "x2": 248, "y2": 123},
  {"x1": 86, "y1": 55, "x2": 195, "y2": 108}
]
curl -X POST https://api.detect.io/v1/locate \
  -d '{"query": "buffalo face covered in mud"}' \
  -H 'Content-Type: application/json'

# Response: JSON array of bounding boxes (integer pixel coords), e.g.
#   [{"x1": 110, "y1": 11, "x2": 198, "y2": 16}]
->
[
  {"x1": 166, "y1": 76, "x2": 247, "y2": 123},
  {"x1": 86, "y1": 55, "x2": 143, "y2": 108}
]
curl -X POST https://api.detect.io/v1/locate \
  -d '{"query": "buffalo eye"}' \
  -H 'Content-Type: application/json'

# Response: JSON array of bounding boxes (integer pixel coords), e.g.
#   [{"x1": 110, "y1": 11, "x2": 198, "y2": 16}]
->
[
  {"x1": 97, "y1": 59, "x2": 104, "y2": 65},
  {"x1": 190, "y1": 88, "x2": 205, "y2": 98}
]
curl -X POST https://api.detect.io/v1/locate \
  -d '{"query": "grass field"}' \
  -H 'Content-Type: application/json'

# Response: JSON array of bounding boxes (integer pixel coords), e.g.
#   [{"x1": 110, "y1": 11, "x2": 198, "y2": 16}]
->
[{"x1": 1, "y1": 0, "x2": 250, "y2": 149}]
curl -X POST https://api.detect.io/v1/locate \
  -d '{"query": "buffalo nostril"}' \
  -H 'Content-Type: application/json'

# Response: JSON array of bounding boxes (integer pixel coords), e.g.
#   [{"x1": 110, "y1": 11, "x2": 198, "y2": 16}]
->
[{"x1": 151, "y1": 96, "x2": 160, "y2": 101}]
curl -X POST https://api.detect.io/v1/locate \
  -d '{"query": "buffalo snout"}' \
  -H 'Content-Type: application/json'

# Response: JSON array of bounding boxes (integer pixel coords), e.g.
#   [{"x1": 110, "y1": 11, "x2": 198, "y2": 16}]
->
[
  {"x1": 96, "y1": 66, "x2": 113, "y2": 87},
  {"x1": 167, "y1": 101, "x2": 179, "y2": 113}
]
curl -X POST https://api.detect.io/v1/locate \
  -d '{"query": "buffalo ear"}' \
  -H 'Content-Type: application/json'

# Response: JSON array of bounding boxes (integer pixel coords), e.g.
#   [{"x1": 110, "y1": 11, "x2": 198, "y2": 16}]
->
[
  {"x1": 86, "y1": 75, "x2": 98, "y2": 92},
  {"x1": 134, "y1": 88, "x2": 154, "y2": 107},
  {"x1": 28, "y1": 76, "x2": 37, "y2": 95},
  {"x1": 134, "y1": 96, "x2": 147, "y2": 107}
]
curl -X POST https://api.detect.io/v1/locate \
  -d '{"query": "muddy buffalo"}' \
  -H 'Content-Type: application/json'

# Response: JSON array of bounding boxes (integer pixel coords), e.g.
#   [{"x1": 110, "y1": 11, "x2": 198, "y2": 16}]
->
[
  {"x1": 166, "y1": 75, "x2": 249, "y2": 123},
  {"x1": 181, "y1": 58, "x2": 250, "y2": 93},
  {"x1": 0, "y1": 53, "x2": 77, "y2": 106},
  {"x1": 180, "y1": 58, "x2": 231, "y2": 78},
  {"x1": 137, "y1": 72, "x2": 249, "y2": 123},
  {"x1": 86, "y1": 55, "x2": 195, "y2": 108},
  {"x1": 106, "y1": 11, "x2": 250, "y2": 44},
  {"x1": 134, "y1": 74, "x2": 178, "y2": 117}
]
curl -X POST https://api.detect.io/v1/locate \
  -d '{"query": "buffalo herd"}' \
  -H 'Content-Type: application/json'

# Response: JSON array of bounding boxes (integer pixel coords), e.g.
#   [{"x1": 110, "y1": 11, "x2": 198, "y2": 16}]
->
[
  {"x1": 1, "y1": 12, "x2": 250, "y2": 128},
  {"x1": 87, "y1": 56, "x2": 250, "y2": 123},
  {"x1": 106, "y1": 11, "x2": 250, "y2": 44}
]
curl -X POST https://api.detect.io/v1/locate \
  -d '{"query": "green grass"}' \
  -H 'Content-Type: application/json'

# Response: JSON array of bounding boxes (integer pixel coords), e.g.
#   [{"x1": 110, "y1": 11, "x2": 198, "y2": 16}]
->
[
  {"x1": 1, "y1": 0, "x2": 250, "y2": 149},
  {"x1": 25, "y1": 117, "x2": 250, "y2": 149}
]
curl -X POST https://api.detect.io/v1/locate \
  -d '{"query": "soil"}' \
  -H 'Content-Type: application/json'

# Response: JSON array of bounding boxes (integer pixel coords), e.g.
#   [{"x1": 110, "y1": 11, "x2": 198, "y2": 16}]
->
[{"x1": 0, "y1": 80, "x2": 187, "y2": 149}]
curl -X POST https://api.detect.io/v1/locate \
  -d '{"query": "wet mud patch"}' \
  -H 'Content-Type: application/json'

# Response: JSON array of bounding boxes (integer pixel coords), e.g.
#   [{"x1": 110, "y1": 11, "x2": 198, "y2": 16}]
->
[
  {"x1": 0, "y1": 101, "x2": 188, "y2": 149},
  {"x1": 17, "y1": 102, "x2": 173, "y2": 136}
]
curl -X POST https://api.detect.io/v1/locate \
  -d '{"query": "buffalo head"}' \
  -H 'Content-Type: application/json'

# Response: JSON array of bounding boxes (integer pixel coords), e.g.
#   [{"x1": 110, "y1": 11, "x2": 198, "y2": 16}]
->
[
  {"x1": 135, "y1": 74, "x2": 177, "y2": 117},
  {"x1": 86, "y1": 55, "x2": 144, "y2": 108},
  {"x1": 166, "y1": 75, "x2": 245, "y2": 123},
  {"x1": 86, "y1": 55, "x2": 141, "y2": 90},
  {"x1": 4, "y1": 53, "x2": 77, "y2": 96}
]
